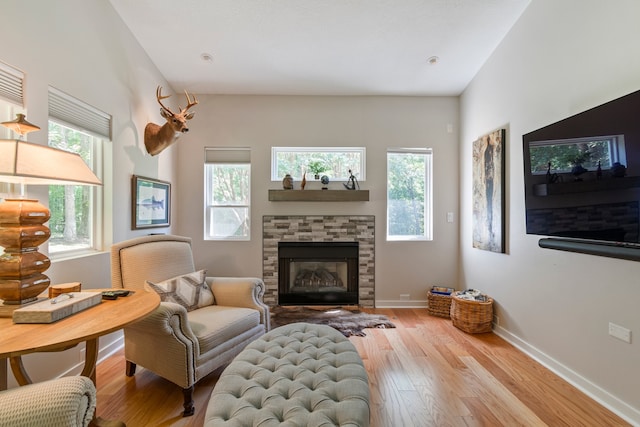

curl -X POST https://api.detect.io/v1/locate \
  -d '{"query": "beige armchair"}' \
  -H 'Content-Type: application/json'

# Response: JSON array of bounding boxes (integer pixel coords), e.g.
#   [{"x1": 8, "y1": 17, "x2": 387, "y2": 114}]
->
[
  {"x1": 111, "y1": 234, "x2": 269, "y2": 417},
  {"x1": 0, "y1": 376, "x2": 96, "y2": 427}
]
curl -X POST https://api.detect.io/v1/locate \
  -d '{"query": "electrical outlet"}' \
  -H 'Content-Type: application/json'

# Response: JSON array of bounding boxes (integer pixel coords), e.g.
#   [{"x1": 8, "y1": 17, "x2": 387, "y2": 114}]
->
[
  {"x1": 446, "y1": 212, "x2": 454, "y2": 223},
  {"x1": 609, "y1": 322, "x2": 632, "y2": 343},
  {"x1": 400, "y1": 294, "x2": 410, "y2": 301}
]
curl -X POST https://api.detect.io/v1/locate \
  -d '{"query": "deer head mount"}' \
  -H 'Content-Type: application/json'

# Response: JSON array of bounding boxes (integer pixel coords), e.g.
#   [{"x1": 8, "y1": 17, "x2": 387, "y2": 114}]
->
[{"x1": 144, "y1": 86, "x2": 198, "y2": 156}]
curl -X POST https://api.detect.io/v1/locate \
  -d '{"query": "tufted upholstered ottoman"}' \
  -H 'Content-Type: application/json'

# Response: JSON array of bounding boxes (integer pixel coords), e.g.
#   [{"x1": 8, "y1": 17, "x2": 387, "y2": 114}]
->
[{"x1": 204, "y1": 322, "x2": 370, "y2": 426}]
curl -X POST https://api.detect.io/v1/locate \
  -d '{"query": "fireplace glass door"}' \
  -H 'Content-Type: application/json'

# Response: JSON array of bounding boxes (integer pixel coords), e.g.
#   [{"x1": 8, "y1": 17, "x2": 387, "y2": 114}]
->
[{"x1": 278, "y1": 242, "x2": 358, "y2": 305}]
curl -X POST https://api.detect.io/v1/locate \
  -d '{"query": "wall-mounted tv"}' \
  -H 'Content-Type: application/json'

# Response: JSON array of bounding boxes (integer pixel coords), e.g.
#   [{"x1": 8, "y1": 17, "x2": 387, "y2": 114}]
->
[{"x1": 522, "y1": 89, "x2": 640, "y2": 258}]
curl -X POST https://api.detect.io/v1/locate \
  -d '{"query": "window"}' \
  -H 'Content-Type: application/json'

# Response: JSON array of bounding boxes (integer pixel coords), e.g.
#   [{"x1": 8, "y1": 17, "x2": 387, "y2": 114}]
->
[
  {"x1": 528, "y1": 135, "x2": 626, "y2": 174},
  {"x1": 271, "y1": 147, "x2": 366, "y2": 181},
  {"x1": 47, "y1": 87, "x2": 110, "y2": 257},
  {"x1": 387, "y1": 148, "x2": 432, "y2": 241},
  {"x1": 204, "y1": 148, "x2": 251, "y2": 240}
]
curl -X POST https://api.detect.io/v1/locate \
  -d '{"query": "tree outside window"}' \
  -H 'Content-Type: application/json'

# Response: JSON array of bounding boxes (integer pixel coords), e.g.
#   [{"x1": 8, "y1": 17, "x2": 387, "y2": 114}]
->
[
  {"x1": 48, "y1": 121, "x2": 99, "y2": 253},
  {"x1": 272, "y1": 147, "x2": 365, "y2": 181},
  {"x1": 205, "y1": 161, "x2": 251, "y2": 240},
  {"x1": 387, "y1": 149, "x2": 432, "y2": 241}
]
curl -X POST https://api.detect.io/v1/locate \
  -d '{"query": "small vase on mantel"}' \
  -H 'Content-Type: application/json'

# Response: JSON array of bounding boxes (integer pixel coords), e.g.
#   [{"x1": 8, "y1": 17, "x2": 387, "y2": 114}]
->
[
  {"x1": 282, "y1": 174, "x2": 294, "y2": 190},
  {"x1": 301, "y1": 172, "x2": 307, "y2": 190}
]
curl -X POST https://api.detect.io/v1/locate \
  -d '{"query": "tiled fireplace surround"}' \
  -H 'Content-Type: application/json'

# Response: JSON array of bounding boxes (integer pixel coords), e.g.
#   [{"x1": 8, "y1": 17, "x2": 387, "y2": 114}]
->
[{"x1": 263, "y1": 215, "x2": 375, "y2": 308}]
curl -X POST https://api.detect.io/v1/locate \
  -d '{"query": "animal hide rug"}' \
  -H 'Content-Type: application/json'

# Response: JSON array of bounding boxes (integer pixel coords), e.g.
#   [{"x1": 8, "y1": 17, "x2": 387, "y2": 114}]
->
[{"x1": 270, "y1": 306, "x2": 396, "y2": 337}]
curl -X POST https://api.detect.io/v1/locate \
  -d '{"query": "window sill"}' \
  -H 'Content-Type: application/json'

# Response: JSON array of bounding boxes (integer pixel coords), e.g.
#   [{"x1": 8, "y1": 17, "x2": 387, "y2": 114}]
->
[{"x1": 50, "y1": 249, "x2": 107, "y2": 263}]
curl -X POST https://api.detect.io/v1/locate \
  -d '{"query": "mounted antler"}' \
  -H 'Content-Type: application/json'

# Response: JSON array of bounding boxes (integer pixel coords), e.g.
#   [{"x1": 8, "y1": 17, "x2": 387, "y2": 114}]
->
[{"x1": 144, "y1": 86, "x2": 198, "y2": 156}]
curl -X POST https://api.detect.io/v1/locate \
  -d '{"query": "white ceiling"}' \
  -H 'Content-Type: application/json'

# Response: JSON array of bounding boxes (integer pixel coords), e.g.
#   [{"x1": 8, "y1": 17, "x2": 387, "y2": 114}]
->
[{"x1": 109, "y1": 0, "x2": 530, "y2": 96}]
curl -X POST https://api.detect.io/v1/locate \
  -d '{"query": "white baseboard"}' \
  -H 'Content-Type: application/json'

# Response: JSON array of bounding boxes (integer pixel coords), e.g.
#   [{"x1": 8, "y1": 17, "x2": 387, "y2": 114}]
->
[
  {"x1": 61, "y1": 335, "x2": 124, "y2": 378},
  {"x1": 375, "y1": 299, "x2": 427, "y2": 308},
  {"x1": 493, "y1": 325, "x2": 640, "y2": 426}
]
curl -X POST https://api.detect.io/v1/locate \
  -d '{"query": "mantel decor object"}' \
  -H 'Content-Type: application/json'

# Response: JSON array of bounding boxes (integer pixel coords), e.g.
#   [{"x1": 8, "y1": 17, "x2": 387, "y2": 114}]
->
[
  {"x1": 321, "y1": 175, "x2": 330, "y2": 190},
  {"x1": 343, "y1": 169, "x2": 359, "y2": 190},
  {"x1": 0, "y1": 119, "x2": 101, "y2": 315},
  {"x1": 282, "y1": 174, "x2": 294, "y2": 190}
]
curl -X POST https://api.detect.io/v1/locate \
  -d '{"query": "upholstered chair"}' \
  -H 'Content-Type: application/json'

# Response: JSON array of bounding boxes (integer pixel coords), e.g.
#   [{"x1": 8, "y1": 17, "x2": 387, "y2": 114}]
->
[
  {"x1": 0, "y1": 376, "x2": 96, "y2": 427},
  {"x1": 110, "y1": 234, "x2": 270, "y2": 416}
]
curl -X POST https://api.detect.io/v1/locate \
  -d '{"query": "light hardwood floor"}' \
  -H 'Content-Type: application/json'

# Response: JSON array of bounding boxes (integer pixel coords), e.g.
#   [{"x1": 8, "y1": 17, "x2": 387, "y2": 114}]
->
[{"x1": 94, "y1": 308, "x2": 630, "y2": 426}]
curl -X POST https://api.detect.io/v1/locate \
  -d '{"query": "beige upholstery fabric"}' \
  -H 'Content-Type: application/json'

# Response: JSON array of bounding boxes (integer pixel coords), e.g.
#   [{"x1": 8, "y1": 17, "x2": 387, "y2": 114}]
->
[
  {"x1": 110, "y1": 234, "x2": 270, "y2": 415},
  {"x1": 111, "y1": 235, "x2": 196, "y2": 291},
  {"x1": 188, "y1": 305, "x2": 261, "y2": 354},
  {"x1": 0, "y1": 376, "x2": 96, "y2": 427},
  {"x1": 204, "y1": 323, "x2": 370, "y2": 427}
]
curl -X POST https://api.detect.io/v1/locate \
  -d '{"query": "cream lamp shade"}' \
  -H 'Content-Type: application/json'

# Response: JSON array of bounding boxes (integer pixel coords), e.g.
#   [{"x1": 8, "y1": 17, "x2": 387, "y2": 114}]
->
[{"x1": 0, "y1": 139, "x2": 101, "y2": 186}]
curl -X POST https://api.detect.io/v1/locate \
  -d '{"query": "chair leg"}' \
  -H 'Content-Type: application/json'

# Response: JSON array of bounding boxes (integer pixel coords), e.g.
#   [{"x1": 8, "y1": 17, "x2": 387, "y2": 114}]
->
[
  {"x1": 182, "y1": 386, "x2": 195, "y2": 417},
  {"x1": 125, "y1": 361, "x2": 137, "y2": 377}
]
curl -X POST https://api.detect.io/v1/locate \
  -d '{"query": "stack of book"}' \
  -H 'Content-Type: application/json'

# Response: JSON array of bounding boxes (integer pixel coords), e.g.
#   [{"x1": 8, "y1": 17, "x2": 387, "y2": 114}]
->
[{"x1": 431, "y1": 286, "x2": 455, "y2": 295}]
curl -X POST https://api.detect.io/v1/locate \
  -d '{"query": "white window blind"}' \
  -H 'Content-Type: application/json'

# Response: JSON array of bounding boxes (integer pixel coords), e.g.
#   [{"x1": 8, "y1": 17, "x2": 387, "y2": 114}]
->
[
  {"x1": 48, "y1": 87, "x2": 111, "y2": 140},
  {"x1": 205, "y1": 147, "x2": 251, "y2": 163},
  {"x1": 0, "y1": 61, "x2": 24, "y2": 106}
]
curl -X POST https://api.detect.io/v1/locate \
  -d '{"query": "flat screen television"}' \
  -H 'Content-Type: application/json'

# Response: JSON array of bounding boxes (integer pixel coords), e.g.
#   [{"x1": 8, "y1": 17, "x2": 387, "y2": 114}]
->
[{"x1": 522, "y1": 89, "x2": 640, "y2": 256}]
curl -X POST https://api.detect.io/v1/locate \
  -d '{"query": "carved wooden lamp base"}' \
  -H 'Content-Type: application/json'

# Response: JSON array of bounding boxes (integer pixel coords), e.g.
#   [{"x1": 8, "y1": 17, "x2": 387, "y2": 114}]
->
[{"x1": 0, "y1": 199, "x2": 52, "y2": 317}]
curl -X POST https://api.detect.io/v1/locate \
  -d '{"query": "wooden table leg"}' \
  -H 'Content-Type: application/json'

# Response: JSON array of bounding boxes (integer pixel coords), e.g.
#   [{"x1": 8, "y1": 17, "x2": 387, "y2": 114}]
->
[
  {"x1": 0, "y1": 358, "x2": 7, "y2": 391},
  {"x1": 81, "y1": 338, "x2": 99, "y2": 384},
  {"x1": 9, "y1": 355, "x2": 32, "y2": 386},
  {"x1": 80, "y1": 339, "x2": 126, "y2": 427},
  {"x1": 8, "y1": 338, "x2": 97, "y2": 387}
]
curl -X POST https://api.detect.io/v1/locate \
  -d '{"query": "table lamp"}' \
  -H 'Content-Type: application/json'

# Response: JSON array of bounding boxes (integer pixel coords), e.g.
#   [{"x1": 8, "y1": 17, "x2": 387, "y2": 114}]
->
[{"x1": 0, "y1": 115, "x2": 101, "y2": 314}]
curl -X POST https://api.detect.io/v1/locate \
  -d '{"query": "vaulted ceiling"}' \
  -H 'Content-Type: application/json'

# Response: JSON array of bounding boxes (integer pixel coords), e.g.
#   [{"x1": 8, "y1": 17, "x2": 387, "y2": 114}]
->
[{"x1": 109, "y1": 0, "x2": 530, "y2": 96}]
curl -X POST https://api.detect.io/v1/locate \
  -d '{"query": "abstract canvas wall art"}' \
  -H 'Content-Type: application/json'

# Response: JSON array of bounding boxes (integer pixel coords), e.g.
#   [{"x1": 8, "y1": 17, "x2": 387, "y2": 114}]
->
[{"x1": 472, "y1": 129, "x2": 506, "y2": 253}]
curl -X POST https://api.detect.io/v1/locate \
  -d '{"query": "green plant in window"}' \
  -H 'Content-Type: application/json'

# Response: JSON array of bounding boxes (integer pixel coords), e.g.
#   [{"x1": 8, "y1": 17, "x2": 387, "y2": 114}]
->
[{"x1": 307, "y1": 161, "x2": 328, "y2": 179}]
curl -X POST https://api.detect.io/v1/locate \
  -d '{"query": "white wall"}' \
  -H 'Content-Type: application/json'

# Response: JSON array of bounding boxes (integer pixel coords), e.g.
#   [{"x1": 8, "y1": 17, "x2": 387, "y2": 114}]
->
[
  {"x1": 7, "y1": 2, "x2": 635, "y2": 422},
  {"x1": 1, "y1": 0, "x2": 176, "y2": 386},
  {"x1": 460, "y1": 0, "x2": 640, "y2": 422},
  {"x1": 176, "y1": 95, "x2": 460, "y2": 306}
]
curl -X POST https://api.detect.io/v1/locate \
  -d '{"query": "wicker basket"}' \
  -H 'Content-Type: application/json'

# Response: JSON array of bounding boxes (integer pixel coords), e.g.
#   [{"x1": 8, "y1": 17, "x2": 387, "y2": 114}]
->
[
  {"x1": 427, "y1": 291, "x2": 452, "y2": 318},
  {"x1": 450, "y1": 292, "x2": 494, "y2": 333}
]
